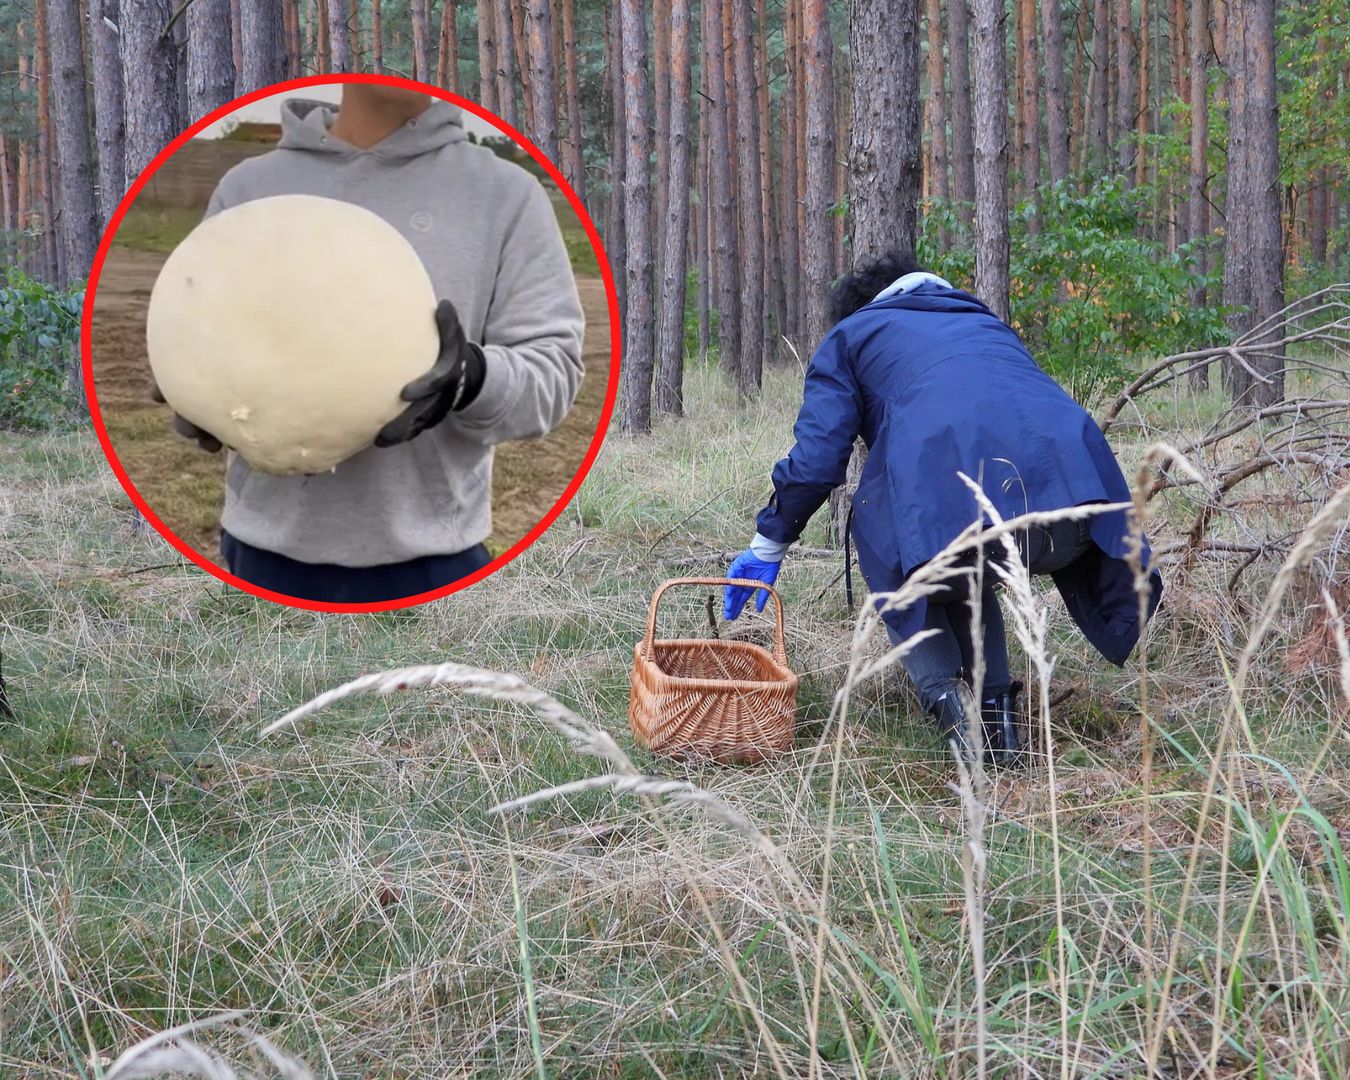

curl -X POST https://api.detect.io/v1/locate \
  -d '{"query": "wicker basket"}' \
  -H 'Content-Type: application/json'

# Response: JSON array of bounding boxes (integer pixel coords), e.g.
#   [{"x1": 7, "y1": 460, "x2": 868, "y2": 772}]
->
[{"x1": 629, "y1": 577, "x2": 799, "y2": 763}]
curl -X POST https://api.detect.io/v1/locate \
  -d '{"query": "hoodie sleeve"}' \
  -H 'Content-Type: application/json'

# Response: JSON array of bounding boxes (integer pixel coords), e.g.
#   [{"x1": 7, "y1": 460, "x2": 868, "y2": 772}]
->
[
  {"x1": 451, "y1": 177, "x2": 585, "y2": 445},
  {"x1": 754, "y1": 328, "x2": 863, "y2": 545}
]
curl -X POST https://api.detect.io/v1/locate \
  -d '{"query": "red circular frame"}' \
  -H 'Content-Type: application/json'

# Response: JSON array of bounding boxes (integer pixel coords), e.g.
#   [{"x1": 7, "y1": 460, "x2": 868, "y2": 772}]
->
[{"x1": 82, "y1": 73, "x2": 621, "y2": 614}]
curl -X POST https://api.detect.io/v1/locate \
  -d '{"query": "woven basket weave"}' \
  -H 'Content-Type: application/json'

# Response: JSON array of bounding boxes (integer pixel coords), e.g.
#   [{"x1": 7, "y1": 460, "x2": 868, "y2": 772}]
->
[{"x1": 629, "y1": 577, "x2": 799, "y2": 763}]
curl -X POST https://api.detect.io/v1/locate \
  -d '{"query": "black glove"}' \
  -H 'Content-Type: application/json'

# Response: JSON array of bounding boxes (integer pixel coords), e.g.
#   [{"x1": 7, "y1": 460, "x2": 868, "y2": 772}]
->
[
  {"x1": 150, "y1": 378, "x2": 222, "y2": 453},
  {"x1": 375, "y1": 299, "x2": 487, "y2": 448}
]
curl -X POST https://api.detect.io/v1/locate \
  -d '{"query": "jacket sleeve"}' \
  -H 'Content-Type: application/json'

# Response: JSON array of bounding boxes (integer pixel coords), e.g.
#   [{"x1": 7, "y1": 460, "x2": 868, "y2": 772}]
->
[
  {"x1": 755, "y1": 327, "x2": 863, "y2": 544},
  {"x1": 450, "y1": 177, "x2": 586, "y2": 445}
]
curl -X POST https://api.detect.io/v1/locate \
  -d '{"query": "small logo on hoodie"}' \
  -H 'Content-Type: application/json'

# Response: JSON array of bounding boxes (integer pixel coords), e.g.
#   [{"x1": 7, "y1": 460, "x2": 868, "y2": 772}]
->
[{"x1": 410, "y1": 211, "x2": 434, "y2": 233}]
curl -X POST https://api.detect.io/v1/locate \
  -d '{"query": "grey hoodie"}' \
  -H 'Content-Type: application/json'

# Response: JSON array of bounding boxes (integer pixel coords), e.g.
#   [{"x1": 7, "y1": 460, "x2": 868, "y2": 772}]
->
[{"x1": 205, "y1": 98, "x2": 585, "y2": 567}]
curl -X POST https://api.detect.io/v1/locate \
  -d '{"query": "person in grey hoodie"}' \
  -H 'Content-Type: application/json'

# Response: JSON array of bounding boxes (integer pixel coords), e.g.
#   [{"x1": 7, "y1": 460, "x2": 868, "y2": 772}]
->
[{"x1": 161, "y1": 83, "x2": 585, "y2": 604}]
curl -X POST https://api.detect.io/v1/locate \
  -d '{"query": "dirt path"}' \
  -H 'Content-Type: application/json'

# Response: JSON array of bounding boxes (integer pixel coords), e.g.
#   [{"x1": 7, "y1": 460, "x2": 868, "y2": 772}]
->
[{"x1": 88, "y1": 245, "x2": 612, "y2": 564}]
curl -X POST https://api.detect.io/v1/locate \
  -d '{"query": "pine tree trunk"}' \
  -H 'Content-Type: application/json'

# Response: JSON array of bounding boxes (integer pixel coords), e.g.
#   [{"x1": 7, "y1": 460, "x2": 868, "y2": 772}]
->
[
  {"x1": 120, "y1": 0, "x2": 181, "y2": 186},
  {"x1": 349, "y1": 0, "x2": 362, "y2": 69},
  {"x1": 239, "y1": 0, "x2": 287, "y2": 89},
  {"x1": 801, "y1": 0, "x2": 836, "y2": 345},
  {"x1": 653, "y1": 3, "x2": 670, "y2": 274},
  {"x1": 1170, "y1": 0, "x2": 1188, "y2": 102},
  {"x1": 327, "y1": 0, "x2": 350, "y2": 70},
  {"x1": 561, "y1": 0, "x2": 586, "y2": 203},
  {"x1": 475, "y1": 0, "x2": 495, "y2": 107},
  {"x1": 88, "y1": 0, "x2": 126, "y2": 226},
  {"x1": 523, "y1": 0, "x2": 558, "y2": 161},
  {"x1": 187, "y1": 0, "x2": 236, "y2": 120},
  {"x1": 848, "y1": 0, "x2": 921, "y2": 261},
  {"x1": 731, "y1": 0, "x2": 765, "y2": 393},
  {"x1": 0, "y1": 137, "x2": 14, "y2": 232},
  {"x1": 317, "y1": 0, "x2": 331, "y2": 71},
  {"x1": 758, "y1": 0, "x2": 784, "y2": 350},
  {"x1": 1135, "y1": 0, "x2": 1150, "y2": 190},
  {"x1": 780, "y1": 0, "x2": 802, "y2": 337},
  {"x1": 925, "y1": 0, "x2": 950, "y2": 203},
  {"x1": 511, "y1": 1, "x2": 532, "y2": 132},
  {"x1": 618, "y1": 0, "x2": 654, "y2": 433},
  {"x1": 34, "y1": 0, "x2": 59, "y2": 282},
  {"x1": 1039, "y1": 0, "x2": 1070, "y2": 185},
  {"x1": 656, "y1": 0, "x2": 691, "y2": 416},
  {"x1": 606, "y1": 0, "x2": 627, "y2": 329},
  {"x1": 1115, "y1": 0, "x2": 1135, "y2": 175},
  {"x1": 1017, "y1": 0, "x2": 1041, "y2": 200},
  {"x1": 1071, "y1": 0, "x2": 1087, "y2": 166},
  {"x1": 1241, "y1": 0, "x2": 1283, "y2": 406},
  {"x1": 705, "y1": 0, "x2": 740, "y2": 372},
  {"x1": 494, "y1": 0, "x2": 517, "y2": 125},
  {"x1": 971, "y1": 0, "x2": 1010, "y2": 320},
  {"x1": 1221, "y1": 0, "x2": 1250, "y2": 400},
  {"x1": 46, "y1": 0, "x2": 100, "y2": 283},
  {"x1": 16, "y1": 25, "x2": 30, "y2": 273},
  {"x1": 409, "y1": 0, "x2": 429, "y2": 80},
  {"x1": 946, "y1": 0, "x2": 976, "y2": 219},
  {"x1": 230, "y1": 0, "x2": 244, "y2": 87},
  {"x1": 438, "y1": 0, "x2": 457, "y2": 90},
  {"x1": 1089, "y1": 0, "x2": 1110, "y2": 170},
  {"x1": 284, "y1": 0, "x2": 301, "y2": 77},
  {"x1": 1187, "y1": 0, "x2": 1209, "y2": 386}
]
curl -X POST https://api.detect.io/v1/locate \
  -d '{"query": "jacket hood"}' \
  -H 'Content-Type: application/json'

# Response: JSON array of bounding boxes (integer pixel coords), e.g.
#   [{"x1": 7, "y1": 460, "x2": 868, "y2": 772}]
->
[{"x1": 277, "y1": 97, "x2": 466, "y2": 159}]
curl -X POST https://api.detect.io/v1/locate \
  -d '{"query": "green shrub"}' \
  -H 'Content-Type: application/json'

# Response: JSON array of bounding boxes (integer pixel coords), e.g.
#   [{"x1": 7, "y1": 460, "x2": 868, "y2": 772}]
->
[
  {"x1": 919, "y1": 177, "x2": 1227, "y2": 404},
  {"x1": 0, "y1": 268, "x2": 84, "y2": 432}
]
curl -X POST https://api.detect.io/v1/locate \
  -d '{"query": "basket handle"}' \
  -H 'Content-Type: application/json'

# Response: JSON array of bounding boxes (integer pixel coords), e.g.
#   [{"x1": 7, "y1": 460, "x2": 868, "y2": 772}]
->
[{"x1": 643, "y1": 577, "x2": 789, "y2": 667}]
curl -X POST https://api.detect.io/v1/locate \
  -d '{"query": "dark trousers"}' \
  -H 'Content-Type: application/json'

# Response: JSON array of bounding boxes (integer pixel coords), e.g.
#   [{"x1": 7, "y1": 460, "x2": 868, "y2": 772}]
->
[
  {"x1": 887, "y1": 517, "x2": 1092, "y2": 712},
  {"x1": 221, "y1": 531, "x2": 492, "y2": 604}
]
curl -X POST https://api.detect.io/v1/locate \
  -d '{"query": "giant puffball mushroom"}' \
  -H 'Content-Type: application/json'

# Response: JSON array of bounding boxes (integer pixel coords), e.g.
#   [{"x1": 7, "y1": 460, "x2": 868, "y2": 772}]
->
[{"x1": 146, "y1": 194, "x2": 440, "y2": 475}]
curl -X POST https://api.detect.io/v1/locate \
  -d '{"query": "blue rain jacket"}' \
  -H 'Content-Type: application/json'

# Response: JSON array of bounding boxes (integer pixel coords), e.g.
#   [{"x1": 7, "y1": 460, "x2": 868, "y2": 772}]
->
[{"x1": 756, "y1": 284, "x2": 1163, "y2": 666}]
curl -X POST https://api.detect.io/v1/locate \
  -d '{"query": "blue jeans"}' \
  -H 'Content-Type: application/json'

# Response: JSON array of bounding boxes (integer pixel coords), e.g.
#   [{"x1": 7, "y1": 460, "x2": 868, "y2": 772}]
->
[
  {"x1": 221, "y1": 531, "x2": 492, "y2": 603},
  {"x1": 887, "y1": 583, "x2": 1012, "y2": 712}
]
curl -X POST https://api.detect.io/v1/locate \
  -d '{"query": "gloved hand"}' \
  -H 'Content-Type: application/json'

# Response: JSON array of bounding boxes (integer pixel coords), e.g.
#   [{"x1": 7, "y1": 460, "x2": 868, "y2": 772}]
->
[
  {"x1": 723, "y1": 549, "x2": 783, "y2": 620},
  {"x1": 150, "y1": 378, "x2": 222, "y2": 453},
  {"x1": 375, "y1": 299, "x2": 487, "y2": 447}
]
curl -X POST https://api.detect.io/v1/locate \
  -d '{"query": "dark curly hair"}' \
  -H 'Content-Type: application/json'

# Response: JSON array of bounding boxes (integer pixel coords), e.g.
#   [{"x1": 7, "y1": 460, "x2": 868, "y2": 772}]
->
[{"x1": 829, "y1": 249, "x2": 926, "y2": 324}]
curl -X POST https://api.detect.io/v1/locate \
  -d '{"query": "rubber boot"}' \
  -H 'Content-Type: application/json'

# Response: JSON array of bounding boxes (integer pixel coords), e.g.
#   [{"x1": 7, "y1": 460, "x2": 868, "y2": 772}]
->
[
  {"x1": 981, "y1": 681, "x2": 1025, "y2": 767},
  {"x1": 928, "y1": 680, "x2": 982, "y2": 764}
]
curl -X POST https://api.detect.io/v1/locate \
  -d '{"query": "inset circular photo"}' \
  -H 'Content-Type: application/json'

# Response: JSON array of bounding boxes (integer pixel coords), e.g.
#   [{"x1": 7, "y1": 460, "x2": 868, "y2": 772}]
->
[{"x1": 84, "y1": 74, "x2": 617, "y2": 611}]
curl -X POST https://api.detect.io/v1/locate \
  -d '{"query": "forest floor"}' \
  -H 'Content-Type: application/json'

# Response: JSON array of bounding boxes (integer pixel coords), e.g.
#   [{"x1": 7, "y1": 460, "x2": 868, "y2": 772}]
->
[
  {"x1": 1, "y1": 362, "x2": 1348, "y2": 1077},
  {"x1": 87, "y1": 201, "x2": 609, "y2": 562}
]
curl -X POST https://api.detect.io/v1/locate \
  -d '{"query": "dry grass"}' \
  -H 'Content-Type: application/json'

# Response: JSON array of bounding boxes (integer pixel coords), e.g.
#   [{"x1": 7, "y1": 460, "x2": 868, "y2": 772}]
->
[{"x1": 2, "y1": 353, "x2": 1349, "y2": 1078}]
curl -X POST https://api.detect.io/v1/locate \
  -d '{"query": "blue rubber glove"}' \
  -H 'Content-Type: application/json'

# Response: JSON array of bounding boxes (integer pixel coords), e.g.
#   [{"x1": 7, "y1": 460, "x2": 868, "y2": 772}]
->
[{"x1": 723, "y1": 550, "x2": 782, "y2": 620}]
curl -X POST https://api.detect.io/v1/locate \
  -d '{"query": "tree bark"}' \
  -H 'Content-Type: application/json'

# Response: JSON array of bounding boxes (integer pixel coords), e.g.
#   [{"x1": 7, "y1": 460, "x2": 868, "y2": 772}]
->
[
  {"x1": 284, "y1": 0, "x2": 302, "y2": 77},
  {"x1": 475, "y1": 0, "x2": 496, "y2": 108},
  {"x1": 705, "y1": 0, "x2": 740, "y2": 372},
  {"x1": 731, "y1": 0, "x2": 765, "y2": 393},
  {"x1": 0, "y1": 137, "x2": 14, "y2": 232},
  {"x1": 653, "y1": 1, "x2": 670, "y2": 274},
  {"x1": 327, "y1": 0, "x2": 350, "y2": 70},
  {"x1": 697, "y1": 55, "x2": 711, "y2": 360},
  {"x1": 187, "y1": 0, "x2": 237, "y2": 119},
  {"x1": 438, "y1": 0, "x2": 458, "y2": 90},
  {"x1": 1040, "y1": 0, "x2": 1070, "y2": 185},
  {"x1": 34, "y1": 0, "x2": 59, "y2": 282},
  {"x1": 409, "y1": 0, "x2": 430, "y2": 80},
  {"x1": 801, "y1": 0, "x2": 837, "y2": 345},
  {"x1": 494, "y1": 0, "x2": 517, "y2": 126},
  {"x1": 618, "y1": 0, "x2": 654, "y2": 433},
  {"x1": 758, "y1": 0, "x2": 784, "y2": 350},
  {"x1": 971, "y1": 0, "x2": 1010, "y2": 320},
  {"x1": 1240, "y1": 0, "x2": 1284, "y2": 406},
  {"x1": 780, "y1": 0, "x2": 802, "y2": 336},
  {"x1": 87, "y1": 0, "x2": 126, "y2": 227},
  {"x1": 1136, "y1": 0, "x2": 1150, "y2": 190},
  {"x1": 656, "y1": 0, "x2": 692, "y2": 416},
  {"x1": 239, "y1": 0, "x2": 287, "y2": 89},
  {"x1": 925, "y1": 0, "x2": 950, "y2": 203},
  {"x1": 1187, "y1": 0, "x2": 1209, "y2": 387},
  {"x1": 511, "y1": 0, "x2": 532, "y2": 133},
  {"x1": 606, "y1": 0, "x2": 627, "y2": 330},
  {"x1": 946, "y1": 0, "x2": 976, "y2": 218},
  {"x1": 230, "y1": 0, "x2": 244, "y2": 87},
  {"x1": 561, "y1": 0, "x2": 586, "y2": 204},
  {"x1": 849, "y1": 0, "x2": 922, "y2": 261},
  {"x1": 523, "y1": 0, "x2": 558, "y2": 161},
  {"x1": 120, "y1": 0, "x2": 182, "y2": 186},
  {"x1": 1017, "y1": 0, "x2": 1041, "y2": 200},
  {"x1": 46, "y1": 0, "x2": 100, "y2": 283},
  {"x1": 1115, "y1": 0, "x2": 1135, "y2": 175},
  {"x1": 1089, "y1": 0, "x2": 1110, "y2": 170}
]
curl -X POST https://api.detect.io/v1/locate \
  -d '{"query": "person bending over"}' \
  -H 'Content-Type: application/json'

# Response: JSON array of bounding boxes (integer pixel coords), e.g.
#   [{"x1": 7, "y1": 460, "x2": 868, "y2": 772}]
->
[
  {"x1": 160, "y1": 83, "x2": 584, "y2": 603},
  {"x1": 723, "y1": 251, "x2": 1162, "y2": 765}
]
